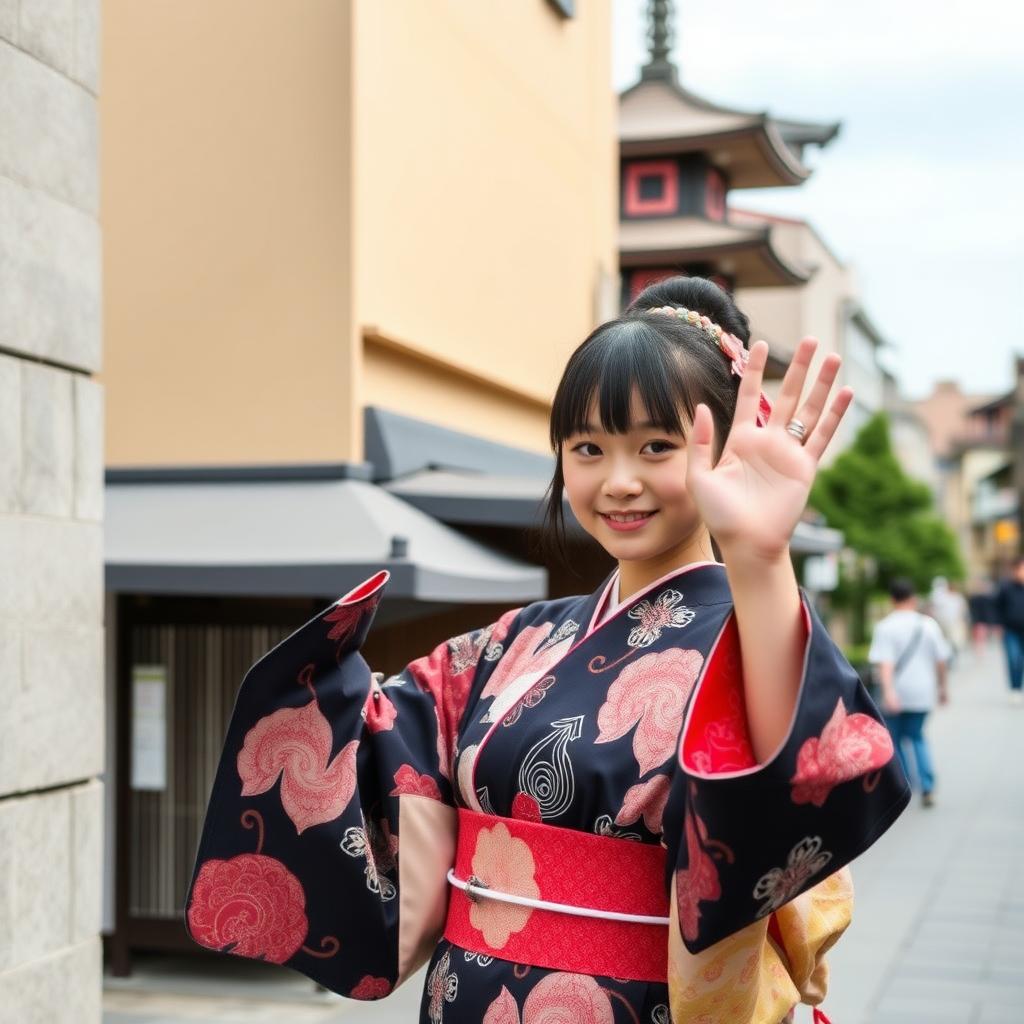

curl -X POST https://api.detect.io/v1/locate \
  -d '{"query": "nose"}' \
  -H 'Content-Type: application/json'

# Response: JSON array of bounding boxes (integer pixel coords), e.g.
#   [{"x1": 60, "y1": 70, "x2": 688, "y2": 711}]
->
[{"x1": 603, "y1": 457, "x2": 642, "y2": 499}]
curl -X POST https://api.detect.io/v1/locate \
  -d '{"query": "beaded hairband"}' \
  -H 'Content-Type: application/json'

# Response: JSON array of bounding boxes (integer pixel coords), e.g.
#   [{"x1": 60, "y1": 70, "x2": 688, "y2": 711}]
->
[
  {"x1": 647, "y1": 304, "x2": 771, "y2": 426},
  {"x1": 648, "y1": 305, "x2": 749, "y2": 377}
]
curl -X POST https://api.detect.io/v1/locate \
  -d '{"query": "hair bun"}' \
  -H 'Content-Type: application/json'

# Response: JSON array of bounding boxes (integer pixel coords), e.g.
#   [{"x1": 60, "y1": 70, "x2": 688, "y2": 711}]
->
[{"x1": 626, "y1": 276, "x2": 750, "y2": 342}]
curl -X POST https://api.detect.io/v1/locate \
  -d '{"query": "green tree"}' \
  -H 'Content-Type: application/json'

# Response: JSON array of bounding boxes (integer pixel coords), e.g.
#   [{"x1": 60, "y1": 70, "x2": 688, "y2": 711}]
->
[{"x1": 809, "y1": 411, "x2": 962, "y2": 643}]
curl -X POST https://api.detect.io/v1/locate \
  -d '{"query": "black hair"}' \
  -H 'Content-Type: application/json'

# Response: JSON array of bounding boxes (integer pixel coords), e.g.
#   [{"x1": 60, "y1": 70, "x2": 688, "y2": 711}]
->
[
  {"x1": 544, "y1": 275, "x2": 751, "y2": 553},
  {"x1": 889, "y1": 578, "x2": 916, "y2": 602}
]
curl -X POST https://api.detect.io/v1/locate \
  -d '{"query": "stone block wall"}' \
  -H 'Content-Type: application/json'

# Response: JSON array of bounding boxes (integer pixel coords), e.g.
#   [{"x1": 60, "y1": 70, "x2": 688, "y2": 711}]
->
[{"x1": 0, "y1": 2, "x2": 104, "y2": 1021}]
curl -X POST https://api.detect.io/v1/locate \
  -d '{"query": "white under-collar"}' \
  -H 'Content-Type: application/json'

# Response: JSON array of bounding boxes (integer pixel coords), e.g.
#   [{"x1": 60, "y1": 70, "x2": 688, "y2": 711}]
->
[{"x1": 593, "y1": 562, "x2": 722, "y2": 629}]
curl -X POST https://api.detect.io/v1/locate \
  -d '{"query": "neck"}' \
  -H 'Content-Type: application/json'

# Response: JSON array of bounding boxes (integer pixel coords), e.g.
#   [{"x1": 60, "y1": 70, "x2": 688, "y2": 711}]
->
[{"x1": 617, "y1": 526, "x2": 717, "y2": 601}]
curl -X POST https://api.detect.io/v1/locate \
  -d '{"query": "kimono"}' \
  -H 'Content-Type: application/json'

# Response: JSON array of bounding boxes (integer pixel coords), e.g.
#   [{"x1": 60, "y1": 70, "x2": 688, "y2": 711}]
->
[{"x1": 185, "y1": 562, "x2": 909, "y2": 1024}]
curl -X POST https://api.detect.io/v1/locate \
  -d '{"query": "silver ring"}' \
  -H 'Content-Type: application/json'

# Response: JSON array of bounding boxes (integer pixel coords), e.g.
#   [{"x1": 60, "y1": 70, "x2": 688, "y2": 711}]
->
[{"x1": 785, "y1": 418, "x2": 807, "y2": 442}]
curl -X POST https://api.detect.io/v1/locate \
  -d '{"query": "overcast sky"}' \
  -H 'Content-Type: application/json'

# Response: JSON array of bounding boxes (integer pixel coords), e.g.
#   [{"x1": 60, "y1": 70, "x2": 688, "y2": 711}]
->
[{"x1": 612, "y1": 0, "x2": 1024, "y2": 399}]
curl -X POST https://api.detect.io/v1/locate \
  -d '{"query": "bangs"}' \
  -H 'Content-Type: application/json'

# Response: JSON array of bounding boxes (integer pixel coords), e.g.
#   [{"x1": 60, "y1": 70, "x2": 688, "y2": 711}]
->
[{"x1": 549, "y1": 321, "x2": 694, "y2": 447}]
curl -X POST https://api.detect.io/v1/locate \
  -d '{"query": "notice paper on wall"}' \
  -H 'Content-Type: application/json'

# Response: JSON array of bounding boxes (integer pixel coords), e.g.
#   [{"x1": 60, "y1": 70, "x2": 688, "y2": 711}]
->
[{"x1": 131, "y1": 664, "x2": 168, "y2": 791}]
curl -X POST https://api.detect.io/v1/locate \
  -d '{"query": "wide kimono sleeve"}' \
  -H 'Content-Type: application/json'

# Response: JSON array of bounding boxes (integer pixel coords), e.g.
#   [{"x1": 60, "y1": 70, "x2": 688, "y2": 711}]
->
[
  {"x1": 184, "y1": 570, "x2": 518, "y2": 1000},
  {"x1": 665, "y1": 595, "x2": 910, "y2": 1020}
]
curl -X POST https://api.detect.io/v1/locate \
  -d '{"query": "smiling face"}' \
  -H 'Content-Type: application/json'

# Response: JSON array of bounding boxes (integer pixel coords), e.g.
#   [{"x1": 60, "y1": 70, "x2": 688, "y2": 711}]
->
[{"x1": 562, "y1": 389, "x2": 714, "y2": 599}]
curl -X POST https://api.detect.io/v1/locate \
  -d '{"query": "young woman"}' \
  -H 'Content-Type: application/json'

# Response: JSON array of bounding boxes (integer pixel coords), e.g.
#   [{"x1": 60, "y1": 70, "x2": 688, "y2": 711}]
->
[{"x1": 186, "y1": 276, "x2": 909, "y2": 1023}]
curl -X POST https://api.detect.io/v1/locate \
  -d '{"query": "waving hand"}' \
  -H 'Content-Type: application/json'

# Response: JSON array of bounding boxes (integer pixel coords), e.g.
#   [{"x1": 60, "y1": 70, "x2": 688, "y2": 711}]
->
[{"x1": 686, "y1": 337, "x2": 853, "y2": 565}]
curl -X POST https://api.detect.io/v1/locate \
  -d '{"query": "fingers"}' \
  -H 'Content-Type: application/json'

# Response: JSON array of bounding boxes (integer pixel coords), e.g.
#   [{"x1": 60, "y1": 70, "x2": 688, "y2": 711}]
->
[
  {"x1": 771, "y1": 336, "x2": 851, "y2": 456},
  {"x1": 732, "y1": 340, "x2": 770, "y2": 425},
  {"x1": 803, "y1": 385, "x2": 854, "y2": 460},
  {"x1": 687, "y1": 402, "x2": 716, "y2": 475}
]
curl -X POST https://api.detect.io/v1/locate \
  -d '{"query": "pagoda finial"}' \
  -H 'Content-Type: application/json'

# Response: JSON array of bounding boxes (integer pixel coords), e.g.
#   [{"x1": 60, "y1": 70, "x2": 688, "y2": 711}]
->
[{"x1": 641, "y1": 0, "x2": 678, "y2": 82}]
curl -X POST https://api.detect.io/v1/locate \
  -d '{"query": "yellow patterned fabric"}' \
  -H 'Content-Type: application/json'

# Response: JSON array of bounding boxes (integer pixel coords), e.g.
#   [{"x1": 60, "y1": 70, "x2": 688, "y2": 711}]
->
[{"x1": 668, "y1": 868, "x2": 854, "y2": 1023}]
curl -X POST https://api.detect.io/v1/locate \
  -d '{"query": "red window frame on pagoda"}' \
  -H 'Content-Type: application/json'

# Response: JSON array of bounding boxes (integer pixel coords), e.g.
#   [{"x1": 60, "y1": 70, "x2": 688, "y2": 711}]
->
[{"x1": 624, "y1": 161, "x2": 678, "y2": 216}]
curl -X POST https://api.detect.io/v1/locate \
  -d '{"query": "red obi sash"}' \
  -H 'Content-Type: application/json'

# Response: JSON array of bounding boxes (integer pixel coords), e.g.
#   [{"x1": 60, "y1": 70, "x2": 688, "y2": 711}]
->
[{"x1": 444, "y1": 808, "x2": 669, "y2": 983}]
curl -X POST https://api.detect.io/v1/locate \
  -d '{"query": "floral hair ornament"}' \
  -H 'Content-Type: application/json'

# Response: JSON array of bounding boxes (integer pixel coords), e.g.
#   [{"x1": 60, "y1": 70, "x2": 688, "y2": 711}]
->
[{"x1": 648, "y1": 305, "x2": 772, "y2": 427}]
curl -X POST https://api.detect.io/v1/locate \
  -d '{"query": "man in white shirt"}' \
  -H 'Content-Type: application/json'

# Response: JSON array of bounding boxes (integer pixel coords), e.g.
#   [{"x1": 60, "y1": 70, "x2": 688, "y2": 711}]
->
[{"x1": 869, "y1": 577, "x2": 950, "y2": 807}]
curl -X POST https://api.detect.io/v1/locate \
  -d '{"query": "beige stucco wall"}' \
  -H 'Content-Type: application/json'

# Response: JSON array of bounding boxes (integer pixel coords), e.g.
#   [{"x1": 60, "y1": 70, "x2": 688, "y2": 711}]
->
[
  {"x1": 102, "y1": 0, "x2": 357, "y2": 465},
  {"x1": 363, "y1": 334, "x2": 553, "y2": 453},
  {"x1": 355, "y1": 0, "x2": 617, "y2": 449},
  {"x1": 0, "y1": 2, "x2": 105, "y2": 1020},
  {"x1": 102, "y1": 0, "x2": 617, "y2": 466}
]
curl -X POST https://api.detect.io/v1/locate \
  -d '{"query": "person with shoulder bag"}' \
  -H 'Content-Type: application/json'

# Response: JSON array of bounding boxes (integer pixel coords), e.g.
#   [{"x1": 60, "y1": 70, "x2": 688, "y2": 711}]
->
[{"x1": 869, "y1": 578, "x2": 951, "y2": 807}]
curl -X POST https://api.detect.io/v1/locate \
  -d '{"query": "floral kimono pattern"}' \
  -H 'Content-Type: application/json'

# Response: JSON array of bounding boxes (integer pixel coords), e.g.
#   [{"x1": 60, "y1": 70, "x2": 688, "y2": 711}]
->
[{"x1": 186, "y1": 563, "x2": 909, "y2": 1023}]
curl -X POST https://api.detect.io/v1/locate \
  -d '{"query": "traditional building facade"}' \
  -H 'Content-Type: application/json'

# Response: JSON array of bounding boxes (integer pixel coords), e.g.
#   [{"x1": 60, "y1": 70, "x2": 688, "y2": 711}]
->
[
  {"x1": 616, "y1": 2, "x2": 838, "y2": 301},
  {"x1": 615, "y1": 1, "x2": 885, "y2": 499},
  {"x1": 911, "y1": 376, "x2": 1018, "y2": 586}
]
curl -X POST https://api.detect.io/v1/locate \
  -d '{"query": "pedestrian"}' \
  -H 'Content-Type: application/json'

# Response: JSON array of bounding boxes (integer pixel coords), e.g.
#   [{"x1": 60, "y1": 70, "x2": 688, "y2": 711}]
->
[
  {"x1": 967, "y1": 577, "x2": 999, "y2": 659},
  {"x1": 993, "y1": 555, "x2": 1024, "y2": 704},
  {"x1": 927, "y1": 576, "x2": 969, "y2": 666},
  {"x1": 870, "y1": 577, "x2": 950, "y2": 807},
  {"x1": 185, "y1": 276, "x2": 909, "y2": 1024}
]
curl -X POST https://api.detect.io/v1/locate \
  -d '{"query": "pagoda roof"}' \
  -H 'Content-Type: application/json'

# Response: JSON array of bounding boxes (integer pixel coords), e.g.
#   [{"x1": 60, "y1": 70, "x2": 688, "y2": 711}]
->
[
  {"x1": 619, "y1": 74, "x2": 839, "y2": 190},
  {"x1": 619, "y1": 215, "x2": 811, "y2": 288}
]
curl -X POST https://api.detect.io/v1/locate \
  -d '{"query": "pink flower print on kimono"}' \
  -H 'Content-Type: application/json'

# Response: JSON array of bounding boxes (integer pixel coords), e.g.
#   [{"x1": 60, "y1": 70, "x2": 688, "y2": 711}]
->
[
  {"x1": 482, "y1": 974, "x2": 615, "y2": 1024},
  {"x1": 615, "y1": 773, "x2": 672, "y2": 835},
  {"x1": 187, "y1": 809, "x2": 340, "y2": 964},
  {"x1": 410, "y1": 616, "x2": 514, "y2": 781},
  {"x1": 675, "y1": 806, "x2": 724, "y2": 943},
  {"x1": 323, "y1": 603, "x2": 363, "y2": 654},
  {"x1": 237, "y1": 699, "x2": 358, "y2": 834},
  {"x1": 389, "y1": 763, "x2": 443, "y2": 801},
  {"x1": 596, "y1": 648, "x2": 704, "y2": 775},
  {"x1": 188, "y1": 852, "x2": 309, "y2": 963},
  {"x1": 443, "y1": 623, "x2": 506, "y2": 724},
  {"x1": 350, "y1": 975, "x2": 392, "y2": 1000},
  {"x1": 468, "y1": 820, "x2": 540, "y2": 948},
  {"x1": 511, "y1": 791, "x2": 543, "y2": 823},
  {"x1": 479, "y1": 619, "x2": 578, "y2": 724},
  {"x1": 790, "y1": 699, "x2": 896, "y2": 807}
]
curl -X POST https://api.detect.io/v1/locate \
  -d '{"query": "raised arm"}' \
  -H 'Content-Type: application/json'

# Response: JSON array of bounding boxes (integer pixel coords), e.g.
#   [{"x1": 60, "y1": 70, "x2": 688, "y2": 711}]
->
[{"x1": 686, "y1": 337, "x2": 853, "y2": 762}]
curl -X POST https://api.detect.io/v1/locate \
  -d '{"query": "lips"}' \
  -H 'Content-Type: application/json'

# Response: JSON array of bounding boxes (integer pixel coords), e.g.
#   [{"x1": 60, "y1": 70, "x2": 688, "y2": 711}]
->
[{"x1": 600, "y1": 511, "x2": 654, "y2": 532}]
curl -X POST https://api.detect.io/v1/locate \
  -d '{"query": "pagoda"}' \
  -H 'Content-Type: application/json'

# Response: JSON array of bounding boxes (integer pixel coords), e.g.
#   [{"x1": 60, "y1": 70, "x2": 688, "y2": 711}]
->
[{"x1": 618, "y1": 0, "x2": 840, "y2": 304}]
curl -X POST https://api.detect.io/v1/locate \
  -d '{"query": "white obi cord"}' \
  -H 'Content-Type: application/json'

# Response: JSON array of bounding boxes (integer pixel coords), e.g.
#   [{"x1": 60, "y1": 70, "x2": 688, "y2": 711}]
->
[{"x1": 446, "y1": 870, "x2": 671, "y2": 926}]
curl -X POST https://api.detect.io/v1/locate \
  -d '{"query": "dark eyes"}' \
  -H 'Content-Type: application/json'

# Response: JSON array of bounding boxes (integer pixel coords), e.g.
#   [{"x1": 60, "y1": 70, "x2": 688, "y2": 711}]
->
[
  {"x1": 642, "y1": 440, "x2": 676, "y2": 455},
  {"x1": 569, "y1": 439, "x2": 677, "y2": 457}
]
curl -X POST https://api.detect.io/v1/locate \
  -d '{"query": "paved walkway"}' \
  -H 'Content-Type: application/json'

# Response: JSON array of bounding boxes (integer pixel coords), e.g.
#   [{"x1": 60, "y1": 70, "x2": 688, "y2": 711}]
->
[{"x1": 103, "y1": 640, "x2": 1024, "y2": 1024}]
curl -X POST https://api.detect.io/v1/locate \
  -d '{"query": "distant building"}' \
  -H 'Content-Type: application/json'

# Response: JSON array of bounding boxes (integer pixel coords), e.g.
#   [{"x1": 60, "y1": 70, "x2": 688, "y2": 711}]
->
[
  {"x1": 615, "y1": 1, "x2": 890, "y2": 473},
  {"x1": 913, "y1": 374, "x2": 1021, "y2": 585},
  {"x1": 617, "y1": 2, "x2": 838, "y2": 301}
]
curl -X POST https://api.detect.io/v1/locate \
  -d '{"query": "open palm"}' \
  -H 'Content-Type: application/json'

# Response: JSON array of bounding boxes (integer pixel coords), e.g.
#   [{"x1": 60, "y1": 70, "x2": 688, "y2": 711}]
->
[{"x1": 686, "y1": 337, "x2": 853, "y2": 563}]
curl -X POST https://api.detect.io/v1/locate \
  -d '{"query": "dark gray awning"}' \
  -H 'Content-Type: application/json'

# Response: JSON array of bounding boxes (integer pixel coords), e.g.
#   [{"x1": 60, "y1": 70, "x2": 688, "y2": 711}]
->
[
  {"x1": 366, "y1": 406, "x2": 571, "y2": 530},
  {"x1": 364, "y1": 406, "x2": 555, "y2": 480},
  {"x1": 384, "y1": 469, "x2": 552, "y2": 528},
  {"x1": 105, "y1": 474, "x2": 546, "y2": 603}
]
